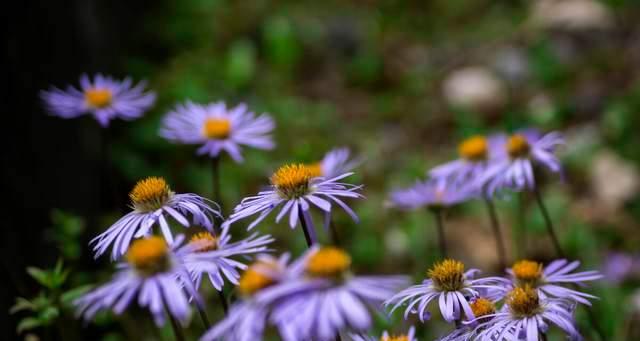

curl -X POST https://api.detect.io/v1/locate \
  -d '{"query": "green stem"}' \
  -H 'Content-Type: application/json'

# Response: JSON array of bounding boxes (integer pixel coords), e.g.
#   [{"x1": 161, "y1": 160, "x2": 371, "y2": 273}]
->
[
  {"x1": 430, "y1": 208, "x2": 447, "y2": 258},
  {"x1": 484, "y1": 197, "x2": 507, "y2": 270},
  {"x1": 531, "y1": 187, "x2": 564, "y2": 258}
]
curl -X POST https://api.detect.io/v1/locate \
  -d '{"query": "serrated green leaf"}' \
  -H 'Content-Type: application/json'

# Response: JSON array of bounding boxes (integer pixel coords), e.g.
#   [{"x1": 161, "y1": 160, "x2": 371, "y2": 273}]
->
[{"x1": 17, "y1": 317, "x2": 42, "y2": 333}]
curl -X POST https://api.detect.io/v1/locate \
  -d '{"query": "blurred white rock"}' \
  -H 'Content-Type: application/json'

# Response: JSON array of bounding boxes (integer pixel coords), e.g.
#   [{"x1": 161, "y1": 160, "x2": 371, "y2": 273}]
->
[
  {"x1": 590, "y1": 150, "x2": 640, "y2": 210},
  {"x1": 530, "y1": 0, "x2": 614, "y2": 31},
  {"x1": 442, "y1": 66, "x2": 507, "y2": 111}
]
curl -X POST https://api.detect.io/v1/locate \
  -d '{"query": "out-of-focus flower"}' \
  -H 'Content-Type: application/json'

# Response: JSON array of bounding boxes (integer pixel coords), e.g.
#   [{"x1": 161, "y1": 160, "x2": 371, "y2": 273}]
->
[
  {"x1": 507, "y1": 259, "x2": 602, "y2": 305},
  {"x1": 179, "y1": 227, "x2": 274, "y2": 291},
  {"x1": 442, "y1": 67, "x2": 507, "y2": 111},
  {"x1": 429, "y1": 134, "x2": 504, "y2": 188},
  {"x1": 472, "y1": 286, "x2": 581, "y2": 341},
  {"x1": 91, "y1": 177, "x2": 221, "y2": 260},
  {"x1": 160, "y1": 101, "x2": 275, "y2": 162},
  {"x1": 530, "y1": 0, "x2": 614, "y2": 31},
  {"x1": 201, "y1": 254, "x2": 299, "y2": 341},
  {"x1": 351, "y1": 326, "x2": 417, "y2": 341},
  {"x1": 263, "y1": 246, "x2": 409, "y2": 341},
  {"x1": 41, "y1": 74, "x2": 155, "y2": 127},
  {"x1": 590, "y1": 150, "x2": 640, "y2": 211},
  {"x1": 385, "y1": 259, "x2": 507, "y2": 323},
  {"x1": 224, "y1": 164, "x2": 363, "y2": 230},
  {"x1": 75, "y1": 237, "x2": 199, "y2": 326},
  {"x1": 601, "y1": 252, "x2": 639, "y2": 283},
  {"x1": 308, "y1": 147, "x2": 361, "y2": 179},
  {"x1": 388, "y1": 178, "x2": 474, "y2": 211},
  {"x1": 479, "y1": 129, "x2": 564, "y2": 195}
]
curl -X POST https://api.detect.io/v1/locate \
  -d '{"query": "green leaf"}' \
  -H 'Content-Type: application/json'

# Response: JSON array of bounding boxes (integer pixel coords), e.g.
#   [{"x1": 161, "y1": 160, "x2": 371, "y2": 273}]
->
[
  {"x1": 60, "y1": 285, "x2": 92, "y2": 306},
  {"x1": 26, "y1": 267, "x2": 51, "y2": 288},
  {"x1": 39, "y1": 306, "x2": 59, "y2": 322},
  {"x1": 17, "y1": 317, "x2": 42, "y2": 333},
  {"x1": 10, "y1": 297, "x2": 35, "y2": 314}
]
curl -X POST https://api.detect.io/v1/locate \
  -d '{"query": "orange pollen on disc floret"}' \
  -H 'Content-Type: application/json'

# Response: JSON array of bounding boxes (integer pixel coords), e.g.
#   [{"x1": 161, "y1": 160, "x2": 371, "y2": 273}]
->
[
  {"x1": 306, "y1": 247, "x2": 351, "y2": 277},
  {"x1": 508, "y1": 286, "x2": 541, "y2": 317},
  {"x1": 189, "y1": 232, "x2": 219, "y2": 252},
  {"x1": 126, "y1": 237, "x2": 169, "y2": 273},
  {"x1": 382, "y1": 335, "x2": 409, "y2": 341},
  {"x1": 457, "y1": 135, "x2": 488, "y2": 161},
  {"x1": 238, "y1": 261, "x2": 277, "y2": 296},
  {"x1": 84, "y1": 88, "x2": 113, "y2": 108},
  {"x1": 471, "y1": 298, "x2": 496, "y2": 317},
  {"x1": 202, "y1": 118, "x2": 231, "y2": 139},
  {"x1": 129, "y1": 177, "x2": 172, "y2": 211},
  {"x1": 428, "y1": 259, "x2": 466, "y2": 291},
  {"x1": 511, "y1": 260, "x2": 543, "y2": 284},
  {"x1": 306, "y1": 162, "x2": 323, "y2": 178},
  {"x1": 506, "y1": 134, "x2": 530, "y2": 158},
  {"x1": 270, "y1": 164, "x2": 315, "y2": 199}
]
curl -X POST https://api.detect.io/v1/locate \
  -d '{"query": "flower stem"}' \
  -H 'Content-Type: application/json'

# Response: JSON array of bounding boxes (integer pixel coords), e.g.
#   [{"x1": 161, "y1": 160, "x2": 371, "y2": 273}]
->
[
  {"x1": 531, "y1": 187, "x2": 564, "y2": 258},
  {"x1": 211, "y1": 156, "x2": 222, "y2": 217},
  {"x1": 166, "y1": 308, "x2": 185, "y2": 341},
  {"x1": 217, "y1": 289, "x2": 229, "y2": 315},
  {"x1": 299, "y1": 210, "x2": 317, "y2": 247},
  {"x1": 430, "y1": 208, "x2": 447, "y2": 258},
  {"x1": 540, "y1": 333, "x2": 548, "y2": 341},
  {"x1": 329, "y1": 216, "x2": 341, "y2": 246},
  {"x1": 484, "y1": 197, "x2": 507, "y2": 270}
]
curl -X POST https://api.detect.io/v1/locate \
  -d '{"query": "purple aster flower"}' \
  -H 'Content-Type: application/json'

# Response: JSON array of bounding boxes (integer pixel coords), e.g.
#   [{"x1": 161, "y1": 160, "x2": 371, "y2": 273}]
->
[
  {"x1": 160, "y1": 101, "x2": 275, "y2": 162},
  {"x1": 309, "y1": 147, "x2": 362, "y2": 179},
  {"x1": 91, "y1": 177, "x2": 221, "y2": 260},
  {"x1": 429, "y1": 134, "x2": 505, "y2": 186},
  {"x1": 201, "y1": 254, "x2": 299, "y2": 341},
  {"x1": 601, "y1": 252, "x2": 639, "y2": 283},
  {"x1": 479, "y1": 129, "x2": 564, "y2": 195},
  {"x1": 472, "y1": 286, "x2": 581, "y2": 341},
  {"x1": 75, "y1": 236, "x2": 200, "y2": 326},
  {"x1": 385, "y1": 259, "x2": 508, "y2": 323},
  {"x1": 41, "y1": 73, "x2": 155, "y2": 127},
  {"x1": 178, "y1": 227, "x2": 274, "y2": 291},
  {"x1": 261, "y1": 246, "x2": 409, "y2": 341},
  {"x1": 351, "y1": 326, "x2": 417, "y2": 341},
  {"x1": 223, "y1": 164, "x2": 363, "y2": 231},
  {"x1": 508, "y1": 259, "x2": 602, "y2": 305},
  {"x1": 388, "y1": 178, "x2": 474, "y2": 210}
]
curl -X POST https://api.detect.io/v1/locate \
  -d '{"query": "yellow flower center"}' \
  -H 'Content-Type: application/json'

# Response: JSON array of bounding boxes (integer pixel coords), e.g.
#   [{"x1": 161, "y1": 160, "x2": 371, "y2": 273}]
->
[
  {"x1": 306, "y1": 162, "x2": 323, "y2": 178},
  {"x1": 238, "y1": 261, "x2": 277, "y2": 296},
  {"x1": 382, "y1": 335, "x2": 409, "y2": 341},
  {"x1": 189, "y1": 232, "x2": 219, "y2": 252},
  {"x1": 202, "y1": 118, "x2": 231, "y2": 139},
  {"x1": 512, "y1": 260, "x2": 543, "y2": 286},
  {"x1": 458, "y1": 135, "x2": 488, "y2": 161},
  {"x1": 84, "y1": 88, "x2": 113, "y2": 108},
  {"x1": 428, "y1": 259, "x2": 466, "y2": 291},
  {"x1": 129, "y1": 177, "x2": 173, "y2": 212},
  {"x1": 306, "y1": 247, "x2": 351, "y2": 278},
  {"x1": 471, "y1": 298, "x2": 496, "y2": 318},
  {"x1": 126, "y1": 237, "x2": 169, "y2": 275},
  {"x1": 506, "y1": 134, "x2": 530, "y2": 158},
  {"x1": 508, "y1": 286, "x2": 541, "y2": 317},
  {"x1": 270, "y1": 164, "x2": 315, "y2": 199}
]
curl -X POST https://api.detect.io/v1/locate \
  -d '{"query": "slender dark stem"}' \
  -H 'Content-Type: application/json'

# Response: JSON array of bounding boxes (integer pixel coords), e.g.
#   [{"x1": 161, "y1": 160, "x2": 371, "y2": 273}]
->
[
  {"x1": 335, "y1": 334, "x2": 343, "y2": 341},
  {"x1": 531, "y1": 187, "x2": 564, "y2": 258},
  {"x1": 329, "y1": 217, "x2": 341, "y2": 246},
  {"x1": 484, "y1": 197, "x2": 507, "y2": 270},
  {"x1": 299, "y1": 210, "x2": 316, "y2": 247},
  {"x1": 217, "y1": 289, "x2": 229, "y2": 315},
  {"x1": 166, "y1": 309, "x2": 185, "y2": 341},
  {"x1": 540, "y1": 333, "x2": 548, "y2": 341},
  {"x1": 196, "y1": 301, "x2": 211, "y2": 328},
  {"x1": 211, "y1": 156, "x2": 222, "y2": 215},
  {"x1": 430, "y1": 208, "x2": 447, "y2": 258},
  {"x1": 516, "y1": 191, "x2": 527, "y2": 258}
]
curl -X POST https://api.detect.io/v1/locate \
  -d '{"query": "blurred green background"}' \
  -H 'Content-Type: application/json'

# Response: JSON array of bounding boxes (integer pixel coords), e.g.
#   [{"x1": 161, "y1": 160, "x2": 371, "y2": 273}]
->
[{"x1": 6, "y1": 0, "x2": 640, "y2": 340}]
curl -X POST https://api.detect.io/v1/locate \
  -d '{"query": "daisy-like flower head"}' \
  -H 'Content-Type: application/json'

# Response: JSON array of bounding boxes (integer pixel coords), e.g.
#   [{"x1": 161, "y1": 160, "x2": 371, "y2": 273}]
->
[
  {"x1": 473, "y1": 286, "x2": 581, "y2": 341},
  {"x1": 224, "y1": 164, "x2": 363, "y2": 230},
  {"x1": 178, "y1": 226, "x2": 274, "y2": 291},
  {"x1": 91, "y1": 177, "x2": 221, "y2": 260},
  {"x1": 386, "y1": 259, "x2": 508, "y2": 323},
  {"x1": 262, "y1": 246, "x2": 410, "y2": 341},
  {"x1": 41, "y1": 74, "x2": 156, "y2": 127},
  {"x1": 351, "y1": 326, "x2": 417, "y2": 341},
  {"x1": 75, "y1": 236, "x2": 199, "y2": 326},
  {"x1": 388, "y1": 178, "x2": 474, "y2": 211},
  {"x1": 201, "y1": 254, "x2": 296, "y2": 341},
  {"x1": 480, "y1": 129, "x2": 564, "y2": 195},
  {"x1": 429, "y1": 134, "x2": 505, "y2": 186},
  {"x1": 508, "y1": 259, "x2": 603, "y2": 305},
  {"x1": 308, "y1": 147, "x2": 362, "y2": 179},
  {"x1": 438, "y1": 297, "x2": 498, "y2": 341},
  {"x1": 160, "y1": 101, "x2": 275, "y2": 162}
]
